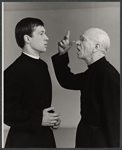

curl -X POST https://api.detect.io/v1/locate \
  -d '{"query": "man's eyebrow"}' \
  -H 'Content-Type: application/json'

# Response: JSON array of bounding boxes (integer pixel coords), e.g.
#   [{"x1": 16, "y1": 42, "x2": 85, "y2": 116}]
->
[
  {"x1": 39, "y1": 30, "x2": 45, "y2": 33},
  {"x1": 80, "y1": 35, "x2": 86, "y2": 40},
  {"x1": 38, "y1": 29, "x2": 46, "y2": 33}
]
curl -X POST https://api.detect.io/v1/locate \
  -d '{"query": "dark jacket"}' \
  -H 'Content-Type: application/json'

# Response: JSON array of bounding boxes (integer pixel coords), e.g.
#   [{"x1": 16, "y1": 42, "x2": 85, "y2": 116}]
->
[
  {"x1": 4, "y1": 53, "x2": 56, "y2": 148},
  {"x1": 52, "y1": 53, "x2": 120, "y2": 147}
]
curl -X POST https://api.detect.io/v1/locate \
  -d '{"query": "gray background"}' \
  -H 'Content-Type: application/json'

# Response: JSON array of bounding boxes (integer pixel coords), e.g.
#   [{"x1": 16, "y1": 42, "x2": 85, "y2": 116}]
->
[{"x1": 3, "y1": 2, "x2": 120, "y2": 148}]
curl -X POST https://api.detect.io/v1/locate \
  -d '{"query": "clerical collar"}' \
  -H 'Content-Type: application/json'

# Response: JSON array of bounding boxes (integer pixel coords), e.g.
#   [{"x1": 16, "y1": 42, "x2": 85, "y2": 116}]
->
[
  {"x1": 88, "y1": 57, "x2": 107, "y2": 68},
  {"x1": 23, "y1": 52, "x2": 40, "y2": 59}
]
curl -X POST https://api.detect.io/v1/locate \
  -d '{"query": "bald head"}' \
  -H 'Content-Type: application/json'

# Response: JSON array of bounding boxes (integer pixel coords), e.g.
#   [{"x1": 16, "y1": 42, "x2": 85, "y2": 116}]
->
[{"x1": 83, "y1": 28, "x2": 110, "y2": 54}]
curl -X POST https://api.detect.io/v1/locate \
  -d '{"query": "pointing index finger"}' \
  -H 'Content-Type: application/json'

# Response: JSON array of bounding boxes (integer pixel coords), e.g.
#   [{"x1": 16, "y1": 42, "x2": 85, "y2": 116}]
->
[{"x1": 66, "y1": 30, "x2": 70, "y2": 39}]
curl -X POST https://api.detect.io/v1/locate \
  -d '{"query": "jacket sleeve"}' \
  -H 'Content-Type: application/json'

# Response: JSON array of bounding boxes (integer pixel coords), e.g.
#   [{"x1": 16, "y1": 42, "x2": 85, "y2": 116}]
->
[
  {"x1": 102, "y1": 72, "x2": 120, "y2": 147},
  {"x1": 51, "y1": 53, "x2": 84, "y2": 90},
  {"x1": 4, "y1": 68, "x2": 43, "y2": 132}
]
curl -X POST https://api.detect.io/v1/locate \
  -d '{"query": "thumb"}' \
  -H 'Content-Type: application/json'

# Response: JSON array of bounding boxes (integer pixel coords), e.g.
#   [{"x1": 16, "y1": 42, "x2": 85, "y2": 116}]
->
[
  {"x1": 69, "y1": 40, "x2": 75, "y2": 46},
  {"x1": 44, "y1": 107, "x2": 54, "y2": 112}
]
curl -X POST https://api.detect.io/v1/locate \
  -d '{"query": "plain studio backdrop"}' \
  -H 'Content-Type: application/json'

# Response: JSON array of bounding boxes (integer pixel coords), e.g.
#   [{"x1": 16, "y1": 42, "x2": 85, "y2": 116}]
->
[{"x1": 3, "y1": 2, "x2": 120, "y2": 148}]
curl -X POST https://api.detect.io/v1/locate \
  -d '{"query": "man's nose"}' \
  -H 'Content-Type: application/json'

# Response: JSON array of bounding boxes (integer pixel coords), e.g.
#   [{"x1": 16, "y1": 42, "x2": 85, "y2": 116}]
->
[
  {"x1": 45, "y1": 35, "x2": 49, "y2": 41},
  {"x1": 76, "y1": 40, "x2": 80, "y2": 45}
]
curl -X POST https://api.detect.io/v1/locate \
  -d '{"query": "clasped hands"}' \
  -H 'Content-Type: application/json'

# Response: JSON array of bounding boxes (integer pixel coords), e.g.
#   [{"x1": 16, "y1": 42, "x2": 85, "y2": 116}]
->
[
  {"x1": 42, "y1": 107, "x2": 61, "y2": 129},
  {"x1": 58, "y1": 30, "x2": 75, "y2": 55}
]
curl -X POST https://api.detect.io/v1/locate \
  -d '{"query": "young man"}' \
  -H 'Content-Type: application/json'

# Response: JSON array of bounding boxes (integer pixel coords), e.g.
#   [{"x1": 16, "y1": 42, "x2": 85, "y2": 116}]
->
[
  {"x1": 52, "y1": 28, "x2": 120, "y2": 147},
  {"x1": 4, "y1": 17, "x2": 61, "y2": 148}
]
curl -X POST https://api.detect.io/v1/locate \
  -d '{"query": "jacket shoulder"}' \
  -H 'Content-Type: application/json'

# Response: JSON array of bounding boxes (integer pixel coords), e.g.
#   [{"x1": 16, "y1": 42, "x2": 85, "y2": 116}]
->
[{"x1": 4, "y1": 55, "x2": 25, "y2": 74}]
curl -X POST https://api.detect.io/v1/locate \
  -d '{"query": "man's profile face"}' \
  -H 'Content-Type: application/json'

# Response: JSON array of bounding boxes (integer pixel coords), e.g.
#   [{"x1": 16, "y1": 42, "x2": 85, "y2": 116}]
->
[
  {"x1": 29, "y1": 25, "x2": 49, "y2": 53},
  {"x1": 76, "y1": 33, "x2": 94, "y2": 61}
]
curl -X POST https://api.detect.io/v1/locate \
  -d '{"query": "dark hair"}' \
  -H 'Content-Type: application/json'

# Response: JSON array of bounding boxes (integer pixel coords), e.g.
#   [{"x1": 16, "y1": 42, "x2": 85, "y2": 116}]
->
[{"x1": 15, "y1": 17, "x2": 44, "y2": 48}]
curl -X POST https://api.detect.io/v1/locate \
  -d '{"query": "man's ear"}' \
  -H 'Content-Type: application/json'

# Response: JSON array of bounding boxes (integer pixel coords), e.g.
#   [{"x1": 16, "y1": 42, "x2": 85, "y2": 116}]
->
[
  {"x1": 93, "y1": 43, "x2": 100, "y2": 53},
  {"x1": 23, "y1": 35, "x2": 31, "y2": 44}
]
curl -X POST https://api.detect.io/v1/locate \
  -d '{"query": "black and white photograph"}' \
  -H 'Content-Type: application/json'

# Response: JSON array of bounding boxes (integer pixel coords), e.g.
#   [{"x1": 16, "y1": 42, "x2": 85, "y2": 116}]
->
[{"x1": 2, "y1": 2, "x2": 120, "y2": 148}]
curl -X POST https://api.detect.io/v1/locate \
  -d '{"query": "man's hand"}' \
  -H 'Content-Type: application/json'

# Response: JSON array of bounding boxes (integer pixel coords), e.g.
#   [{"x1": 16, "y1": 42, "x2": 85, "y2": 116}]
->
[
  {"x1": 42, "y1": 107, "x2": 60, "y2": 127},
  {"x1": 58, "y1": 30, "x2": 75, "y2": 55},
  {"x1": 51, "y1": 118, "x2": 61, "y2": 130}
]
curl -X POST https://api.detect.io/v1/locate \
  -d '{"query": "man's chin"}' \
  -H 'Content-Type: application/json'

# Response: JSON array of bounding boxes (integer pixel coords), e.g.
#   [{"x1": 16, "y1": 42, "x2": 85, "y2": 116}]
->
[
  {"x1": 40, "y1": 48, "x2": 47, "y2": 53},
  {"x1": 76, "y1": 53, "x2": 82, "y2": 59}
]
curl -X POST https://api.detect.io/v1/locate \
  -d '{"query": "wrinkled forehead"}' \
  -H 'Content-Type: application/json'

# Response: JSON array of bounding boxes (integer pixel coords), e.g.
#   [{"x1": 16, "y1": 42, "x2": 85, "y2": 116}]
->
[
  {"x1": 83, "y1": 30, "x2": 91, "y2": 38},
  {"x1": 81, "y1": 29, "x2": 96, "y2": 41},
  {"x1": 80, "y1": 33, "x2": 89, "y2": 41}
]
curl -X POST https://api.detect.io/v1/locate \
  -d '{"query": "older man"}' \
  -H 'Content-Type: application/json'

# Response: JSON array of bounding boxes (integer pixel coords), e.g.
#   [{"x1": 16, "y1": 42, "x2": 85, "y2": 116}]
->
[{"x1": 52, "y1": 28, "x2": 120, "y2": 147}]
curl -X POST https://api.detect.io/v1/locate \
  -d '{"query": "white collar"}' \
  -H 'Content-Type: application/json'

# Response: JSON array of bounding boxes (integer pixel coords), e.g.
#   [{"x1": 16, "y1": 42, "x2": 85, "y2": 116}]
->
[{"x1": 23, "y1": 52, "x2": 40, "y2": 59}]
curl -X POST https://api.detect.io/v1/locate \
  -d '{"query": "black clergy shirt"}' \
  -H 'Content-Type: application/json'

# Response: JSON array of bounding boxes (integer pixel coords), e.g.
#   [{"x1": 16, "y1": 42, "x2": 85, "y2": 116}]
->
[
  {"x1": 52, "y1": 52, "x2": 120, "y2": 147},
  {"x1": 4, "y1": 53, "x2": 55, "y2": 148}
]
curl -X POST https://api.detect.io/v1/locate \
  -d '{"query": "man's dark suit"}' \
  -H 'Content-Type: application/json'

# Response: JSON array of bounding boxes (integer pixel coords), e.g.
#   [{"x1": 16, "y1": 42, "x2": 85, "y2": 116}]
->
[
  {"x1": 52, "y1": 53, "x2": 120, "y2": 147},
  {"x1": 4, "y1": 53, "x2": 56, "y2": 148}
]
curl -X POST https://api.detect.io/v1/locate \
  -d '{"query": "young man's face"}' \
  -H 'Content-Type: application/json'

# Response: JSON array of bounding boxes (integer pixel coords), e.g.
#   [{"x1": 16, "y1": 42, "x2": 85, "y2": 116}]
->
[
  {"x1": 29, "y1": 25, "x2": 49, "y2": 53},
  {"x1": 76, "y1": 34, "x2": 94, "y2": 61}
]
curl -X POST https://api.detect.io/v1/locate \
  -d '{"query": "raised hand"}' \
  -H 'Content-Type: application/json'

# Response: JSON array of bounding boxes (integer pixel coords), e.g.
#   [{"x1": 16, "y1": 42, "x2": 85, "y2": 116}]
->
[
  {"x1": 58, "y1": 30, "x2": 75, "y2": 55},
  {"x1": 42, "y1": 107, "x2": 60, "y2": 127}
]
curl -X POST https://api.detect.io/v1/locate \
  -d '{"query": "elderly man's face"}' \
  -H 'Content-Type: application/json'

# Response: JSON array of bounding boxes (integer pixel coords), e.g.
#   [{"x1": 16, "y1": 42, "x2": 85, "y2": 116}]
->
[{"x1": 76, "y1": 34, "x2": 94, "y2": 61}]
